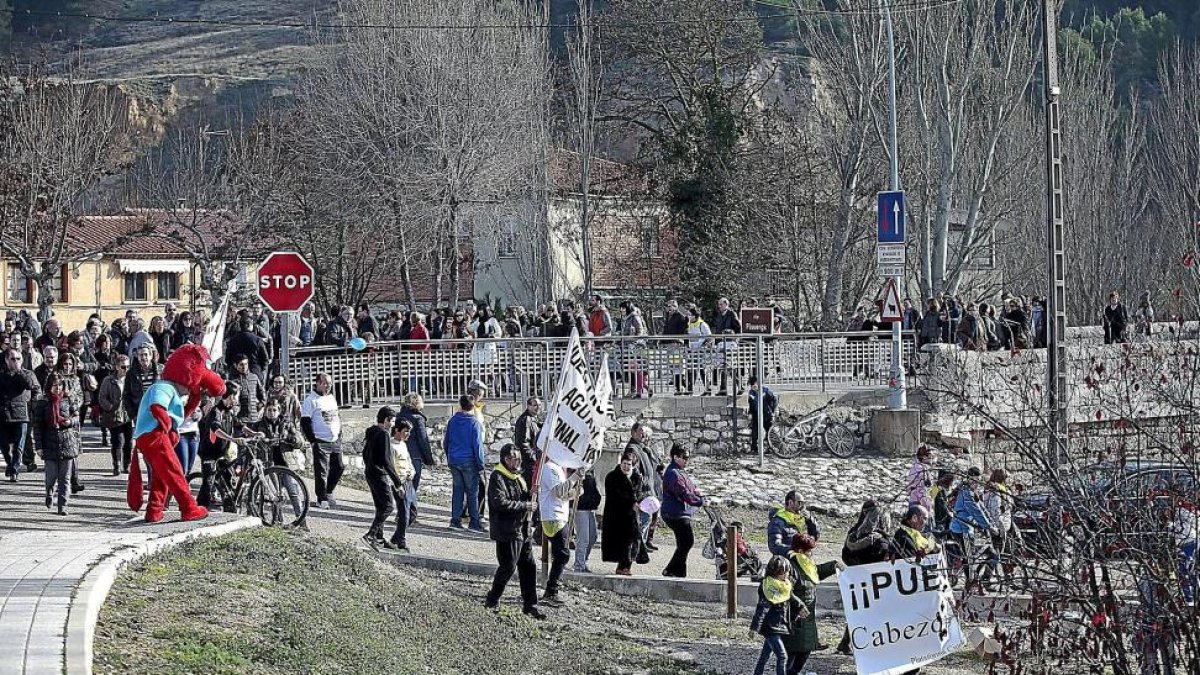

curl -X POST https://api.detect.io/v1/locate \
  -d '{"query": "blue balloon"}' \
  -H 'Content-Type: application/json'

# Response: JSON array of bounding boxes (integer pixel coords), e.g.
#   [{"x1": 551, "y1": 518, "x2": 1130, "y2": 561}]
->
[{"x1": 349, "y1": 337, "x2": 367, "y2": 351}]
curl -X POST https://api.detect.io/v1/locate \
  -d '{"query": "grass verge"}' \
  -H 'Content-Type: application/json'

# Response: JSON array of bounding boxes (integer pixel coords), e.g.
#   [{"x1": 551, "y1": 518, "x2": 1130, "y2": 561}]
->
[{"x1": 94, "y1": 528, "x2": 709, "y2": 675}]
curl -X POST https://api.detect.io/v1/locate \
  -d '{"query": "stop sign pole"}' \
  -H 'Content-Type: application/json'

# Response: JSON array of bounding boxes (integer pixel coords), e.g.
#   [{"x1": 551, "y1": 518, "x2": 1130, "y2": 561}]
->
[{"x1": 257, "y1": 251, "x2": 315, "y2": 379}]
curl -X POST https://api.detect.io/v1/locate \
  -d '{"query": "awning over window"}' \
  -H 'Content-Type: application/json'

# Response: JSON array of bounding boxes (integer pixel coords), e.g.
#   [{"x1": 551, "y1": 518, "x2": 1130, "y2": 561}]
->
[{"x1": 116, "y1": 259, "x2": 189, "y2": 274}]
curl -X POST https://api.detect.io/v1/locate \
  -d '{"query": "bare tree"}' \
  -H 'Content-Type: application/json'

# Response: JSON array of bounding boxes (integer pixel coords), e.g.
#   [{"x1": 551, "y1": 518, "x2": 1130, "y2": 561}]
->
[
  {"x1": 567, "y1": 0, "x2": 603, "y2": 298},
  {"x1": 0, "y1": 64, "x2": 141, "y2": 317},
  {"x1": 291, "y1": 0, "x2": 549, "y2": 310},
  {"x1": 896, "y1": 0, "x2": 1041, "y2": 299},
  {"x1": 1147, "y1": 44, "x2": 1200, "y2": 321}
]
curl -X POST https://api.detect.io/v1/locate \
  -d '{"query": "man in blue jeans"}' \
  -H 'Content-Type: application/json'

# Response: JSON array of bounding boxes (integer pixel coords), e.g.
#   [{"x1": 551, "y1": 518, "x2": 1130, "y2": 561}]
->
[{"x1": 444, "y1": 394, "x2": 485, "y2": 532}]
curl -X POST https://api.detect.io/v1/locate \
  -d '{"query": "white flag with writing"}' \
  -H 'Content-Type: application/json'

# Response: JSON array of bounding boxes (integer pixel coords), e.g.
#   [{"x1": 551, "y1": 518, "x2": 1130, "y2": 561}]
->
[{"x1": 536, "y1": 329, "x2": 604, "y2": 469}]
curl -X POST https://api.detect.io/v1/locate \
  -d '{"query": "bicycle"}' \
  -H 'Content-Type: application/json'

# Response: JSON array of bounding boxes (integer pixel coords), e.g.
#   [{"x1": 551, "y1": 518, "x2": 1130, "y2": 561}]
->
[
  {"x1": 188, "y1": 436, "x2": 310, "y2": 527},
  {"x1": 766, "y1": 401, "x2": 859, "y2": 459}
]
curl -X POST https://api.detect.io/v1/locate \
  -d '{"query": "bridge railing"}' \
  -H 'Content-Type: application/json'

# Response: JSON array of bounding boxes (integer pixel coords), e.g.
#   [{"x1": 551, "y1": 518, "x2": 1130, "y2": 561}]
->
[{"x1": 285, "y1": 332, "x2": 918, "y2": 406}]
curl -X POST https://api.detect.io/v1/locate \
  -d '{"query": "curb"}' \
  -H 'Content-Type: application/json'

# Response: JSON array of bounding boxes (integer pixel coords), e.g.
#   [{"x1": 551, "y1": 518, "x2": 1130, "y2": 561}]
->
[
  {"x1": 64, "y1": 517, "x2": 261, "y2": 675},
  {"x1": 370, "y1": 550, "x2": 845, "y2": 615}
]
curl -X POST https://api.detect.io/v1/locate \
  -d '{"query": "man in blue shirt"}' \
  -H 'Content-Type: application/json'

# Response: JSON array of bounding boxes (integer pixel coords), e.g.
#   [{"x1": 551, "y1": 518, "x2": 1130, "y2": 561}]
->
[{"x1": 444, "y1": 395, "x2": 485, "y2": 532}]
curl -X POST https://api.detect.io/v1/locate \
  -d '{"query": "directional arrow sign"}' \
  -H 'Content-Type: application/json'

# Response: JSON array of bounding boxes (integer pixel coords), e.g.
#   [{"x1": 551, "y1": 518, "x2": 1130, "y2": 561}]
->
[
  {"x1": 880, "y1": 280, "x2": 903, "y2": 321},
  {"x1": 878, "y1": 191, "x2": 906, "y2": 244}
]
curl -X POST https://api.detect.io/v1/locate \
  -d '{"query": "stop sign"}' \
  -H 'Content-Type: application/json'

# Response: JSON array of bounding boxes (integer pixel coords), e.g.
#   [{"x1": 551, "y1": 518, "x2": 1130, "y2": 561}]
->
[{"x1": 256, "y1": 252, "x2": 314, "y2": 312}]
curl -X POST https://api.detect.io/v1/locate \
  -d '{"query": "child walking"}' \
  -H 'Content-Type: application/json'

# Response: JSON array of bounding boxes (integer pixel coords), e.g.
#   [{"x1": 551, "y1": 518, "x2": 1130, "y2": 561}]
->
[{"x1": 750, "y1": 555, "x2": 802, "y2": 675}]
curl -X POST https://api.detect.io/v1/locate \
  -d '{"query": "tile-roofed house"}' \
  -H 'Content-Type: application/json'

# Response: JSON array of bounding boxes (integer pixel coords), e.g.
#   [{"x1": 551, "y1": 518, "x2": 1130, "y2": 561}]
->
[{"x1": 2, "y1": 208, "x2": 282, "y2": 329}]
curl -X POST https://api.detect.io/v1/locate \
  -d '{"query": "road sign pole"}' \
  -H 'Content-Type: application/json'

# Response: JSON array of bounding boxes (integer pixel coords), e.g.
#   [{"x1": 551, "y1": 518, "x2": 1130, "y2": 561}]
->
[
  {"x1": 280, "y1": 312, "x2": 291, "y2": 381},
  {"x1": 882, "y1": 0, "x2": 906, "y2": 411}
]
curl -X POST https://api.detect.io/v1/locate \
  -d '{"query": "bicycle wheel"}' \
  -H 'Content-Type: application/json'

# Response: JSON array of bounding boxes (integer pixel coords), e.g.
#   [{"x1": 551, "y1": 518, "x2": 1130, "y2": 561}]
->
[
  {"x1": 768, "y1": 425, "x2": 803, "y2": 459},
  {"x1": 823, "y1": 422, "x2": 857, "y2": 458},
  {"x1": 252, "y1": 467, "x2": 310, "y2": 527}
]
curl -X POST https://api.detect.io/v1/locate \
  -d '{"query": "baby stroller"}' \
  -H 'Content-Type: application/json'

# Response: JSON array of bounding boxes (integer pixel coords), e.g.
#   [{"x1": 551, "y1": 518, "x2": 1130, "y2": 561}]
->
[{"x1": 701, "y1": 506, "x2": 764, "y2": 581}]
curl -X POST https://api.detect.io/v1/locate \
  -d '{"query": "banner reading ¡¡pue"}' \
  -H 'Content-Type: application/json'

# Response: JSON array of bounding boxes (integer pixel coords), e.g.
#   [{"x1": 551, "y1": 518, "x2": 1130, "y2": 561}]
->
[
  {"x1": 536, "y1": 329, "x2": 606, "y2": 469},
  {"x1": 838, "y1": 554, "x2": 965, "y2": 675}
]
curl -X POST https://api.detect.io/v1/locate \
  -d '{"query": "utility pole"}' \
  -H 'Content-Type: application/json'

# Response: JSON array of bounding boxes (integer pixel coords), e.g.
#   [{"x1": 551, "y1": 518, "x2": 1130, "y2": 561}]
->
[
  {"x1": 882, "y1": 0, "x2": 906, "y2": 410},
  {"x1": 1041, "y1": 0, "x2": 1068, "y2": 462}
]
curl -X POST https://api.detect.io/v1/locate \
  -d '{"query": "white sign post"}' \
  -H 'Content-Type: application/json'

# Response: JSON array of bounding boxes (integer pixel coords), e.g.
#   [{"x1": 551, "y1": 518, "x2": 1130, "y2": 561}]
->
[{"x1": 838, "y1": 555, "x2": 965, "y2": 675}]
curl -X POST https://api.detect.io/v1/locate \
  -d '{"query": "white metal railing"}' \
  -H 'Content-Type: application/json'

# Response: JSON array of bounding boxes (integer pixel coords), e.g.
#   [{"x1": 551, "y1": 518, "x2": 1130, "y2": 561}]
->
[{"x1": 285, "y1": 332, "x2": 918, "y2": 405}]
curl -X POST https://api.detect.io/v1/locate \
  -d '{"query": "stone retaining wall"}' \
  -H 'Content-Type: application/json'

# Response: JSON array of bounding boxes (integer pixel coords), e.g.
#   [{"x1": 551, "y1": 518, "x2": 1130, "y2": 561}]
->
[{"x1": 334, "y1": 391, "x2": 885, "y2": 462}]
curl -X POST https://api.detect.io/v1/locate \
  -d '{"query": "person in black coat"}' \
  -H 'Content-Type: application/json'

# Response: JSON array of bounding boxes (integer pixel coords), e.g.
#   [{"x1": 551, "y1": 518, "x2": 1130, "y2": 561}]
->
[
  {"x1": 747, "y1": 376, "x2": 777, "y2": 454},
  {"x1": 225, "y1": 318, "x2": 270, "y2": 379},
  {"x1": 398, "y1": 394, "x2": 435, "y2": 525},
  {"x1": 0, "y1": 348, "x2": 40, "y2": 480},
  {"x1": 1102, "y1": 291, "x2": 1129, "y2": 345},
  {"x1": 362, "y1": 407, "x2": 404, "y2": 550},
  {"x1": 603, "y1": 449, "x2": 646, "y2": 575},
  {"x1": 663, "y1": 299, "x2": 689, "y2": 394},
  {"x1": 485, "y1": 444, "x2": 544, "y2": 619},
  {"x1": 512, "y1": 397, "x2": 542, "y2": 485}
]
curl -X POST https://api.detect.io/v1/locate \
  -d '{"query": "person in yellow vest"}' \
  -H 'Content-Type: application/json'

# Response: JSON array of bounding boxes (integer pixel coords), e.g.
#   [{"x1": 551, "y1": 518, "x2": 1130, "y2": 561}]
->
[
  {"x1": 767, "y1": 490, "x2": 821, "y2": 557},
  {"x1": 783, "y1": 534, "x2": 842, "y2": 675},
  {"x1": 893, "y1": 505, "x2": 940, "y2": 559}
]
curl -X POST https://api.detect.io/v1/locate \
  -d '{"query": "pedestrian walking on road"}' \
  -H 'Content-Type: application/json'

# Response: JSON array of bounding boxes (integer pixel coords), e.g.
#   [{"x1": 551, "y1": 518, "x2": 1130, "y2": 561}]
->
[
  {"x1": 398, "y1": 392, "x2": 434, "y2": 526},
  {"x1": 32, "y1": 374, "x2": 79, "y2": 515},
  {"x1": 749, "y1": 555, "x2": 800, "y2": 675},
  {"x1": 301, "y1": 373, "x2": 344, "y2": 509},
  {"x1": 445, "y1": 395, "x2": 485, "y2": 531},
  {"x1": 1103, "y1": 291, "x2": 1129, "y2": 345},
  {"x1": 836, "y1": 499, "x2": 894, "y2": 655},
  {"x1": 387, "y1": 420, "x2": 416, "y2": 551},
  {"x1": 767, "y1": 490, "x2": 820, "y2": 557},
  {"x1": 538, "y1": 454, "x2": 581, "y2": 603},
  {"x1": 485, "y1": 444, "x2": 545, "y2": 620},
  {"x1": 784, "y1": 534, "x2": 843, "y2": 675},
  {"x1": 602, "y1": 449, "x2": 644, "y2": 575},
  {"x1": 362, "y1": 406, "x2": 402, "y2": 551},
  {"x1": 97, "y1": 354, "x2": 132, "y2": 475},
  {"x1": 625, "y1": 423, "x2": 662, "y2": 550},
  {"x1": 0, "y1": 347, "x2": 40, "y2": 481},
  {"x1": 661, "y1": 442, "x2": 705, "y2": 578},
  {"x1": 574, "y1": 466, "x2": 601, "y2": 573}
]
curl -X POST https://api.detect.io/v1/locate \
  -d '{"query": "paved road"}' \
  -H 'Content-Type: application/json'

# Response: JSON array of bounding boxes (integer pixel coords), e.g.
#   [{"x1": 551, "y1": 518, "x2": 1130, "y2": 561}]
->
[{"x1": 0, "y1": 427, "x2": 243, "y2": 675}]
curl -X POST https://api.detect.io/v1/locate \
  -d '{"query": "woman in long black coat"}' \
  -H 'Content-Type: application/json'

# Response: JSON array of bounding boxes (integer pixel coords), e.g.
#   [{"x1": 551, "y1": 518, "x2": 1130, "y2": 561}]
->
[{"x1": 602, "y1": 449, "x2": 645, "y2": 576}]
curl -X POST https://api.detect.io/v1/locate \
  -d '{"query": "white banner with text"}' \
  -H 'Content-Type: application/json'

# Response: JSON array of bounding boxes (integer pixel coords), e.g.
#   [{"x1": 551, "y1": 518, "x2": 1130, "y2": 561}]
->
[{"x1": 838, "y1": 555, "x2": 964, "y2": 675}]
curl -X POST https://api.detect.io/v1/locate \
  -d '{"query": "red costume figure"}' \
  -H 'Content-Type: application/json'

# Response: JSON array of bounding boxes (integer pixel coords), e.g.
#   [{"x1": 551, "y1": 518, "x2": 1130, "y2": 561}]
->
[{"x1": 127, "y1": 344, "x2": 226, "y2": 523}]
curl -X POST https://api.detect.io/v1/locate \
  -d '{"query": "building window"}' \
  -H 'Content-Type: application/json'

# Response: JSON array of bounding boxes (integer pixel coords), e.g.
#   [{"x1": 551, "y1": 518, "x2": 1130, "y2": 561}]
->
[
  {"x1": 40, "y1": 265, "x2": 71, "y2": 304},
  {"x1": 124, "y1": 273, "x2": 148, "y2": 302},
  {"x1": 157, "y1": 273, "x2": 180, "y2": 300},
  {"x1": 643, "y1": 223, "x2": 662, "y2": 258},
  {"x1": 5, "y1": 265, "x2": 32, "y2": 304},
  {"x1": 498, "y1": 218, "x2": 517, "y2": 258}
]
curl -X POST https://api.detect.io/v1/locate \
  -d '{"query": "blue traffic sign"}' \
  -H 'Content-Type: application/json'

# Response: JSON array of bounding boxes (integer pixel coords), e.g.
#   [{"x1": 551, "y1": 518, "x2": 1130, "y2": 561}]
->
[{"x1": 877, "y1": 191, "x2": 905, "y2": 244}]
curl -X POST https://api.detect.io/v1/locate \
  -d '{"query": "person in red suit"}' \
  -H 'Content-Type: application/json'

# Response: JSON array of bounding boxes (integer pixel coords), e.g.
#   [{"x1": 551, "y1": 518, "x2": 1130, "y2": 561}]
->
[{"x1": 127, "y1": 344, "x2": 226, "y2": 523}]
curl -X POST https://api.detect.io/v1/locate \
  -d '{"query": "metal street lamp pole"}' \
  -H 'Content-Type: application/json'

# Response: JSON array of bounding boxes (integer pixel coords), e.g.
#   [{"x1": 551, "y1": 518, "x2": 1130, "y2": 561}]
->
[
  {"x1": 882, "y1": 0, "x2": 906, "y2": 410},
  {"x1": 1041, "y1": 0, "x2": 1068, "y2": 462}
]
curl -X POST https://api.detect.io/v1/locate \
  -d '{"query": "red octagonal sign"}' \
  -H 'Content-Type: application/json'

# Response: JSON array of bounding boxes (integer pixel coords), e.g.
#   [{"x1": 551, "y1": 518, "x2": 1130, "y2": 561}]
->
[{"x1": 257, "y1": 252, "x2": 314, "y2": 312}]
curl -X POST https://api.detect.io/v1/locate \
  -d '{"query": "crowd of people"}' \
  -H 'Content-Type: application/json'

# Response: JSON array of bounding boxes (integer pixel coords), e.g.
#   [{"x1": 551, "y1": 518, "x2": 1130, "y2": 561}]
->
[{"x1": 888, "y1": 288, "x2": 1156, "y2": 350}]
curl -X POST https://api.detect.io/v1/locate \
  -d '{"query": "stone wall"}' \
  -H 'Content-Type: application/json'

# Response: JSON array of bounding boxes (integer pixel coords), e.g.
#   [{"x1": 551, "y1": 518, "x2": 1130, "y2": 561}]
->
[{"x1": 334, "y1": 390, "x2": 883, "y2": 465}]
